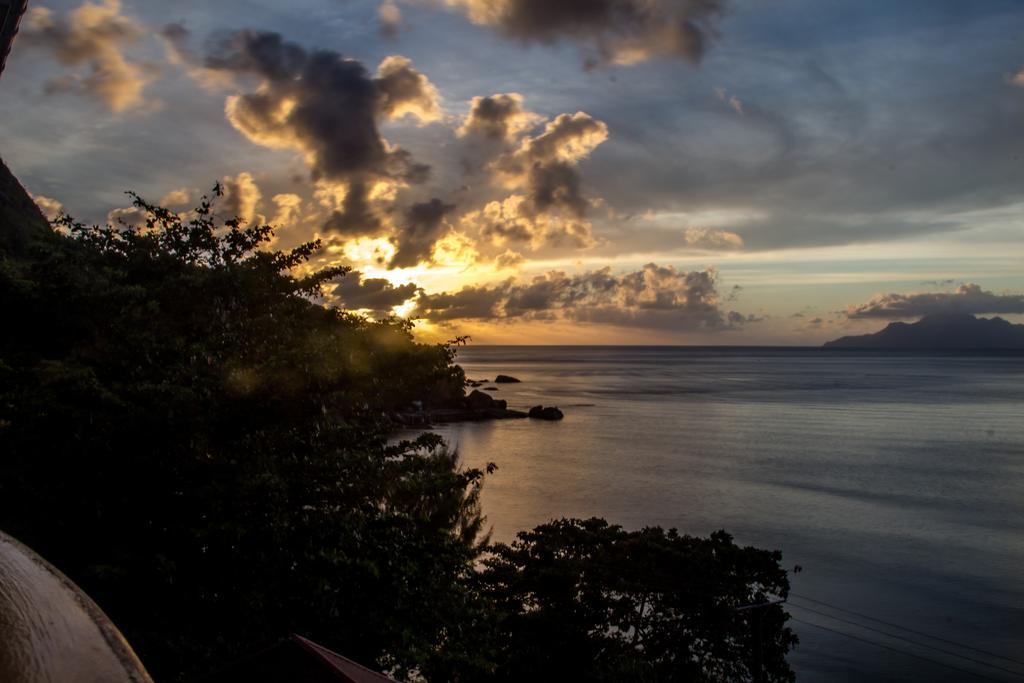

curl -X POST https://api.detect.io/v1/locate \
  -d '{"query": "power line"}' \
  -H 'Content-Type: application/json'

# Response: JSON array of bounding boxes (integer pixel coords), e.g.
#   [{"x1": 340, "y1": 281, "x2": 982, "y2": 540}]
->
[
  {"x1": 787, "y1": 602, "x2": 1024, "y2": 679},
  {"x1": 790, "y1": 618, "x2": 1009, "y2": 683},
  {"x1": 789, "y1": 593, "x2": 1024, "y2": 667}
]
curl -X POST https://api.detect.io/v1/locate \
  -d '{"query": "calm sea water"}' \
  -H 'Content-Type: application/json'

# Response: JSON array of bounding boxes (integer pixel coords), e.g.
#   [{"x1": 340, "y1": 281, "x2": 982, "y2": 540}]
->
[{"x1": 422, "y1": 346, "x2": 1024, "y2": 682}]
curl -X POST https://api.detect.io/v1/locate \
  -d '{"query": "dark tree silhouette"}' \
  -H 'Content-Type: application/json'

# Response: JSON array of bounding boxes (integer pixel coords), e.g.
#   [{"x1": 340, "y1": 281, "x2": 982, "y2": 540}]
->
[
  {"x1": 0, "y1": 184, "x2": 796, "y2": 682},
  {"x1": 0, "y1": 186, "x2": 477, "y2": 680},
  {"x1": 472, "y1": 518, "x2": 796, "y2": 682}
]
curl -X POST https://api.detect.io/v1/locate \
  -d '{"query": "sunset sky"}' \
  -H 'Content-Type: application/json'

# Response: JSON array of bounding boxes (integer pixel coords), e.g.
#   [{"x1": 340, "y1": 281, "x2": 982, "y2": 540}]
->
[{"x1": 4, "y1": 0, "x2": 1024, "y2": 344}]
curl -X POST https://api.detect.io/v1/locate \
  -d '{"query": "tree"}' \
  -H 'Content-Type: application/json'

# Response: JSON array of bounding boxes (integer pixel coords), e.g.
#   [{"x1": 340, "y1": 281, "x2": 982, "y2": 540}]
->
[
  {"x1": 0, "y1": 186, "x2": 479, "y2": 681},
  {"x1": 473, "y1": 518, "x2": 797, "y2": 682},
  {"x1": 0, "y1": 184, "x2": 796, "y2": 682}
]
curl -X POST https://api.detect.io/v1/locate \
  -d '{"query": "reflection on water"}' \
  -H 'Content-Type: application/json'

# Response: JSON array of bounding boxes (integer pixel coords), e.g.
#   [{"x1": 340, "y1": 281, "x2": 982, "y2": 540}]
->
[{"x1": 419, "y1": 347, "x2": 1024, "y2": 682}]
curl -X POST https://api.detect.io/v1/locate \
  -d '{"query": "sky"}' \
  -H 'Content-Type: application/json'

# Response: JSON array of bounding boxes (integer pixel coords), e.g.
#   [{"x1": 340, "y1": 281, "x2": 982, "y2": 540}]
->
[{"x1": 3, "y1": 0, "x2": 1023, "y2": 344}]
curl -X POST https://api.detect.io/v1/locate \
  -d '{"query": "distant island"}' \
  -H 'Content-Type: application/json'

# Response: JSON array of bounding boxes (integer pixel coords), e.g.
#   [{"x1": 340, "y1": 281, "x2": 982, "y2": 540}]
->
[{"x1": 824, "y1": 313, "x2": 1024, "y2": 349}]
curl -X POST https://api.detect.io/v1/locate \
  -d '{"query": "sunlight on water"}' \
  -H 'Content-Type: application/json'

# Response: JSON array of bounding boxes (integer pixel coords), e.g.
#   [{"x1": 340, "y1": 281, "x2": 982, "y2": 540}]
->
[{"x1": 424, "y1": 347, "x2": 1024, "y2": 682}]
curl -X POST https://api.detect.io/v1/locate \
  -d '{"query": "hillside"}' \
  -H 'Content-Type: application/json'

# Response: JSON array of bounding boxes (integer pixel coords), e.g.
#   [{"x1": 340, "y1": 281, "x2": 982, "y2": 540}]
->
[
  {"x1": 824, "y1": 313, "x2": 1024, "y2": 349},
  {"x1": 0, "y1": 158, "x2": 51, "y2": 253}
]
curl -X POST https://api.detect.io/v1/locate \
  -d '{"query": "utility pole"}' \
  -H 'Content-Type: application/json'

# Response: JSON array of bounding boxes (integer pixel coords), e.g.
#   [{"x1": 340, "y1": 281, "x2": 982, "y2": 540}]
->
[{"x1": 733, "y1": 598, "x2": 786, "y2": 683}]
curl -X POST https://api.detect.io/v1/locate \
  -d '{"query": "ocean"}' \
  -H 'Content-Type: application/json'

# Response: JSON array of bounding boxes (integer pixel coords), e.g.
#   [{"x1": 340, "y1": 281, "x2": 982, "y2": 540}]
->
[{"x1": 426, "y1": 346, "x2": 1024, "y2": 682}]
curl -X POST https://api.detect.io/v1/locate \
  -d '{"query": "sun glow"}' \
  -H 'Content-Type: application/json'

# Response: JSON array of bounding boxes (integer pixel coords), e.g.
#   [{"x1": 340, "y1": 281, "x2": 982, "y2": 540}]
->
[
  {"x1": 392, "y1": 299, "x2": 417, "y2": 318},
  {"x1": 341, "y1": 237, "x2": 396, "y2": 264}
]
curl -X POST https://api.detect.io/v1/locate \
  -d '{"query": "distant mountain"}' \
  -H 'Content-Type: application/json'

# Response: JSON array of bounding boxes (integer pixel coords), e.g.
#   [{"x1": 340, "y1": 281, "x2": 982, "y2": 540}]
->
[{"x1": 824, "y1": 313, "x2": 1024, "y2": 349}]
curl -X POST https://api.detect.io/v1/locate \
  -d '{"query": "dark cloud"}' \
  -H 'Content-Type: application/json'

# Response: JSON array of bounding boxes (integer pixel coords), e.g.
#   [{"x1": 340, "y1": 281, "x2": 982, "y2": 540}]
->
[
  {"x1": 374, "y1": 55, "x2": 442, "y2": 123},
  {"x1": 415, "y1": 263, "x2": 746, "y2": 330},
  {"x1": 206, "y1": 31, "x2": 421, "y2": 182},
  {"x1": 21, "y1": 0, "x2": 153, "y2": 112},
  {"x1": 458, "y1": 93, "x2": 540, "y2": 143},
  {"x1": 469, "y1": 111, "x2": 608, "y2": 248},
  {"x1": 529, "y1": 160, "x2": 588, "y2": 217},
  {"x1": 847, "y1": 284, "x2": 1024, "y2": 319},
  {"x1": 493, "y1": 112, "x2": 608, "y2": 215},
  {"x1": 321, "y1": 181, "x2": 383, "y2": 237},
  {"x1": 332, "y1": 271, "x2": 420, "y2": 316},
  {"x1": 428, "y1": 0, "x2": 727, "y2": 67},
  {"x1": 202, "y1": 30, "x2": 435, "y2": 234},
  {"x1": 587, "y1": 25, "x2": 1024, "y2": 253},
  {"x1": 159, "y1": 22, "x2": 236, "y2": 89},
  {"x1": 414, "y1": 282, "x2": 511, "y2": 321},
  {"x1": 159, "y1": 22, "x2": 191, "y2": 63},
  {"x1": 390, "y1": 198, "x2": 456, "y2": 268}
]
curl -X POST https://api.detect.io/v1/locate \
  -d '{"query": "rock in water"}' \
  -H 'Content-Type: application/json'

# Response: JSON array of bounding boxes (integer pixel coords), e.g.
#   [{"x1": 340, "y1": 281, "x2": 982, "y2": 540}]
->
[
  {"x1": 529, "y1": 405, "x2": 564, "y2": 421},
  {"x1": 494, "y1": 374, "x2": 521, "y2": 383},
  {"x1": 465, "y1": 389, "x2": 497, "y2": 410}
]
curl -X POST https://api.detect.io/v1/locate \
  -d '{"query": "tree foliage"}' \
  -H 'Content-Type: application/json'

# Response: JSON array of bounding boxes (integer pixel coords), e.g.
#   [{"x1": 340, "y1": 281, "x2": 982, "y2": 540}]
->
[
  {"x1": 0, "y1": 186, "x2": 795, "y2": 682},
  {"x1": 0, "y1": 187, "x2": 474, "y2": 680},
  {"x1": 472, "y1": 518, "x2": 796, "y2": 682}
]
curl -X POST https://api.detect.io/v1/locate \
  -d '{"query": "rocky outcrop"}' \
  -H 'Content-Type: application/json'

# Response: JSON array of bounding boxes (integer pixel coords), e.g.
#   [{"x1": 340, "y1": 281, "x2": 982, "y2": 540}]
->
[
  {"x1": 528, "y1": 405, "x2": 564, "y2": 421},
  {"x1": 394, "y1": 376, "x2": 570, "y2": 427},
  {"x1": 394, "y1": 388, "x2": 527, "y2": 426},
  {"x1": 466, "y1": 389, "x2": 506, "y2": 410}
]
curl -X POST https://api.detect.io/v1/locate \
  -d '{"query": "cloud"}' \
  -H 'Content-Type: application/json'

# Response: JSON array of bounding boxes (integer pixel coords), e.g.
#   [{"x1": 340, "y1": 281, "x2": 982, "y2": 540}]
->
[
  {"x1": 846, "y1": 283, "x2": 1024, "y2": 319},
  {"x1": 415, "y1": 263, "x2": 747, "y2": 330},
  {"x1": 588, "y1": 26, "x2": 1024, "y2": 255},
  {"x1": 714, "y1": 86, "x2": 744, "y2": 115},
  {"x1": 206, "y1": 31, "x2": 425, "y2": 181},
  {"x1": 31, "y1": 194, "x2": 64, "y2": 220},
  {"x1": 414, "y1": 282, "x2": 511, "y2": 321},
  {"x1": 467, "y1": 111, "x2": 608, "y2": 248},
  {"x1": 270, "y1": 193, "x2": 303, "y2": 228},
  {"x1": 375, "y1": 55, "x2": 442, "y2": 124},
  {"x1": 219, "y1": 172, "x2": 263, "y2": 225},
  {"x1": 390, "y1": 198, "x2": 456, "y2": 268},
  {"x1": 107, "y1": 205, "x2": 147, "y2": 228},
  {"x1": 332, "y1": 271, "x2": 420, "y2": 316},
  {"x1": 320, "y1": 180, "x2": 385, "y2": 237},
  {"x1": 1010, "y1": 68, "x2": 1024, "y2": 87},
  {"x1": 159, "y1": 188, "x2": 192, "y2": 207},
  {"x1": 496, "y1": 112, "x2": 609, "y2": 174},
  {"x1": 22, "y1": 0, "x2": 154, "y2": 112},
  {"x1": 682, "y1": 227, "x2": 743, "y2": 250},
  {"x1": 428, "y1": 0, "x2": 727, "y2": 67},
  {"x1": 159, "y1": 22, "x2": 235, "y2": 90},
  {"x1": 159, "y1": 22, "x2": 191, "y2": 64},
  {"x1": 378, "y1": 0, "x2": 402, "y2": 37},
  {"x1": 458, "y1": 93, "x2": 541, "y2": 143},
  {"x1": 495, "y1": 249, "x2": 525, "y2": 269},
  {"x1": 203, "y1": 30, "x2": 436, "y2": 236},
  {"x1": 468, "y1": 194, "x2": 594, "y2": 248}
]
